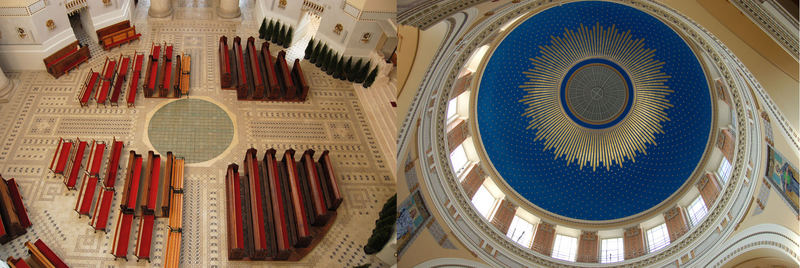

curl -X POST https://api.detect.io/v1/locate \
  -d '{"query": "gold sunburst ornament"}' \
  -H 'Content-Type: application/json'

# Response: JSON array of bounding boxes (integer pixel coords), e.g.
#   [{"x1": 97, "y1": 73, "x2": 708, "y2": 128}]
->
[{"x1": 519, "y1": 23, "x2": 673, "y2": 170}]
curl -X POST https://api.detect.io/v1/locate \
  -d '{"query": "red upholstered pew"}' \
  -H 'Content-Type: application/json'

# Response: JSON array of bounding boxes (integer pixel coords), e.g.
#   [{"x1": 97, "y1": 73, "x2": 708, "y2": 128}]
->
[
  {"x1": 79, "y1": 71, "x2": 99, "y2": 107},
  {"x1": 246, "y1": 37, "x2": 265, "y2": 99},
  {"x1": 144, "y1": 44, "x2": 161, "y2": 97},
  {"x1": 6, "y1": 256, "x2": 30, "y2": 268},
  {"x1": 233, "y1": 36, "x2": 248, "y2": 99},
  {"x1": 50, "y1": 138, "x2": 73, "y2": 176},
  {"x1": 143, "y1": 153, "x2": 160, "y2": 214},
  {"x1": 135, "y1": 214, "x2": 155, "y2": 261},
  {"x1": 65, "y1": 139, "x2": 87, "y2": 189},
  {"x1": 292, "y1": 59, "x2": 310, "y2": 102},
  {"x1": 225, "y1": 164, "x2": 247, "y2": 259},
  {"x1": 86, "y1": 140, "x2": 106, "y2": 178},
  {"x1": 121, "y1": 151, "x2": 143, "y2": 214},
  {"x1": 75, "y1": 174, "x2": 97, "y2": 216},
  {"x1": 0, "y1": 176, "x2": 25, "y2": 238},
  {"x1": 260, "y1": 42, "x2": 280, "y2": 99},
  {"x1": 264, "y1": 149, "x2": 291, "y2": 260},
  {"x1": 219, "y1": 36, "x2": 232, "y2": 88},
  {"x1": 281, "y1": 149, "x2": 312, "y2": 247},
  {"x1": 104, "y1": 139, "x2": 124, "y2": 189},
  {"x1": 6, "y1": 178, "x2": 31, "y2": 228},
  {"x1": 30, "y1": 239, "x2": 68, "y2": 268},
  {"x1": 160, "y1": 45, "x2": 174, "y2": 97},
  {"x1": 318, "y1": 150, "x2": 343, "y2": 210},
  {"x1": 91, "y1": 189, "x2": 114, "y2": 232},
  {"x1": 298, "y1": 149, "x2": 328, "y2": 225},
  {"x1": 110, "y1": 55, "x2": 130, "y2": 106},
  {"x1": 243, "y1": 148, "x2": 271, "y2": 259},
  {"x1": 276, "y1": 51, "x2": 296, "y2": 100},
  {"x1": 111, "y1": 212, "x2": 134, "y2": 260},
  {"x1": 128, "y1": 52, "x2": 144, "y2": 107},
  {"x1": 97, "y1": 57, "x2": 117, "y2": 105}
]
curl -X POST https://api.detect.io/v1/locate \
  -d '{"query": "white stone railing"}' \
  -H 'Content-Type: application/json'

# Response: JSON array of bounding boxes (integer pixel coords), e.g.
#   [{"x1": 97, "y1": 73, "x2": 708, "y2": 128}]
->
[
  {"x1": 0, "y1": 0, "x2": 46, "y2": 17},
  {"x1": 302, "y1": 0, "x2": 325, "y2": 15},
  {"x1": 65, "y1": 0, "x2": 87, "y2": 15}
]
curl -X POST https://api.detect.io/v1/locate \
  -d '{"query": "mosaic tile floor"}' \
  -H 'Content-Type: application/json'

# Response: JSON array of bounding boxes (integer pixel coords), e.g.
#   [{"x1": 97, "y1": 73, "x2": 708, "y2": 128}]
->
[
  {"x1": 0, "y1": 1, "x2": 396, "y2": 267},
  {"x1": 147, "y1": 99, "x2": 234, "y2": 164}
]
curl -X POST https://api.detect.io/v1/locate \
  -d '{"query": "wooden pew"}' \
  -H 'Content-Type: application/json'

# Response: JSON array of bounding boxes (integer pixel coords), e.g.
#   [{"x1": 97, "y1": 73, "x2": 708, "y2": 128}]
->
[
  {"x1": 111, "y1": 212, "x2": 134, "y2": 260},
  {"x1": 179, "y1": 53, "x2": 191, "y2": 96},
  {"x1": 281, "y1": 149, "x2": 312, "y2": 247},
  {"x1": 101, "y1": 26, "x2": 141, "y2": 51},
  {"x1": 163, "y1": 231, "x2": 182, "y2": 268},
  {"x1": 6, "y1": 178, "x2": 31, "y2": 228},
  {"x1": 225, "y1": 164, "x2": 247, "y2": 259},
  {"x1": 135, "y1": 214, "x2": 155, "y2": 261},
  {"x1": 96, "y1": 57, "x2": 117, "y2": 106},
  {"x1": 160, "y1": 44, "x2": 174, "y2": 97},
  {"x1": 299, "y1": 149, "x2": 329, "y2": 225},
  {"x1": 219, "y1": 36, "x2": 232, "y2": 88},
  {"x1": 6, "y1": 256, "x2": 31, "y2": 268},
  {"x1": 172, "y1": 158, "x2": 184, "y2": 193},
  {"x1": 50, "y1": 138, "x2": 73, "y2": 176},
  {"x1": 96, "y1": 21, "x2": 131, "y2": 43},
  {"x1": 168, "y1": 191, "x2": 182, "y2": 232},
  {"x1": 143, "y1": 154, "x2": 161, "y2": 214},
  {"x1": 0, "y1": 206, "x2": 7, "y2": 244},
  {"x1": 144, "y1": 44, "x2": 161, "y2": 97},
  {"x1": 128, "y1": 52, "x2": 145, "y2": 107},
  {"x1": 121, "y1": 151, "x2": 143, "y2": 214},
  {"x1": 160, "y1": 152, "x2": 174, "y2": 217},
  {"x1": 0, "y1": 177, "x2": 24, "y2": 237},
  {"x1": 243, "y1": 149, "x2": 271, "y2": 259},
  {"x1": 91, "y1": 189, "x2": 114, "y2": 232},
  {"x1": 44, "y1": 41, "x2": 90, "y2": 79},
  {"x1": 79, "y1": 71, "x2": 99, "y2": 107},
  {"x1": 104, "y1": 138, "x2": 124, "y2": 189},
  {"x1": 292, "y1": 59, "x2": 310, "y2": 101},
  {"x1": 110, "y1": 55, "x2": 130, "y2": 106},
  {"x1": 75, "y1": 174, "x2": 98, "y2": 216},
  {"x1": 233, "y1": 36, "x2": 248, "y2": 99},
  {"x1": 246, "y1": 37, "x2": 265, "y2": 99},
  {"x1": 263, "y1": 149, "x2": 291, "y2": 260},
  {"x1": 65, "y1": 139, "x2": 87, "y2": 189},
  {"x1": 31, "y1": 239, "x2": 67, "y2": 268},
  {"x1": 276, "y1": 51, "x2": 296, "y2": 100},
  {"x1": 259, "y1": 42, "x2": 280, "y2": 99},
  {"x1": 318, "y1": 150, "x2": 343, "y2": 210},
  {"x1": 25, "y1": 241, "x2": 54, "y2": 268}
]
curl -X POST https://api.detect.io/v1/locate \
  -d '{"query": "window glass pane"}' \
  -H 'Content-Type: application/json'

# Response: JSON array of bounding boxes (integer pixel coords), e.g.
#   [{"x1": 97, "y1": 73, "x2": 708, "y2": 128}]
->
[
  {"x1": 506, "y1": 216, "x2": 534, "y2": 248},
  {"x1": 600, "y1": 238, "x2": 624, "y2": 263},
  {"x1": 717, "y1": 158, "x2": 732, "y2": 184},
  {"x1": 646, "y1": 223, "x2": 670, "y2": 252},
  {"x1": 551, "y1": 234, "x2": 577, "y2": 262},
  {"x1": 447, "y1": 97, "x2": 458, "y2": 122},
  {"x1": 687, "y1": 196, "x2": 708, "y2": 227},
  {"x1": 450, "y1": 144, "x2": 469, "y2": 178},
  {"x1": 471, "y1": 186, "x2": 497, "y2": 219}
]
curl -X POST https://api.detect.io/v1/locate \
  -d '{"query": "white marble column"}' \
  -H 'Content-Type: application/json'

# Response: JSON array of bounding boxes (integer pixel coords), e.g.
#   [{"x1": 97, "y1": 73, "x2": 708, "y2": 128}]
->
[
  {"x1": 0, "y1": 65, "x2": 12, "y2": 103},
  {"x1": 149, "y1": 0, "x2": 173, "y2": 18},
  {"x1": 218, "y1": 0, "x2": 241, "y2": 18}
]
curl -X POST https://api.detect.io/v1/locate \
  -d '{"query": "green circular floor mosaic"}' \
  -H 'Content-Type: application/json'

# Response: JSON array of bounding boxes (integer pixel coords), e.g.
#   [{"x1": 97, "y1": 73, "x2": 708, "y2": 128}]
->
[{"x1": 148, "y1": 99, "x2": 234, "y2": 163}]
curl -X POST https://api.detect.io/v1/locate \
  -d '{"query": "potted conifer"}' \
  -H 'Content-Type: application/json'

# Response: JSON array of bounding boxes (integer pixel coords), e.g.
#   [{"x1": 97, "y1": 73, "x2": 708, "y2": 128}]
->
[{"x1": 304, "y1": 39, "x2": 315, "y2": 59}]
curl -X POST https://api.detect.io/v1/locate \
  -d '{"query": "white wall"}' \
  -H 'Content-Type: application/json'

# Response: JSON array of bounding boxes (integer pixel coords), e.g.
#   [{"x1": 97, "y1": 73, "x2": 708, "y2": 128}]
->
[
  {"x1": 0, "y1": 1, "x2": 77, "y2": 70},
  {"x1": 83, "y1": 0, "x2": 134, "y2": 42}
]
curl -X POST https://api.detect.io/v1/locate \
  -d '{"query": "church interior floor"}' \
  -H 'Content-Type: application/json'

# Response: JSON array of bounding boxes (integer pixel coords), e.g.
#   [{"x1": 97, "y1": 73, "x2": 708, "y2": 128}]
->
[{"x1": 0, "y1": 1, "x2": 396, "y2": 267}]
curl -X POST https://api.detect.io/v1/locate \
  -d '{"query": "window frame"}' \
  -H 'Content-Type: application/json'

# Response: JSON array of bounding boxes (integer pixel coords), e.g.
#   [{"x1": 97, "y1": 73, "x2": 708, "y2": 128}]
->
[
  {"x1": 551, "y1": 234, "x2": 578, "y2": 262},
  {"x1": 600, "y1": 237, "x2": 624, "y2": 263},
  {"x1": 506, "y1": 215, "x2": 535, "y2": 248},
  {"x1": 645, "y1": 223, "x2": 671, "y2": 253},
  {"x1": 716, "y1": 157, "x2": 732, "y2": 184},
  {"x1": 471, "y1": 185, "x2": 499, "y2": 220},
  {"x1": 450, "y1": 143, "x2": 470, "y2": 179},
  {"x1": 687, "y1": 196, "x2": 708, "y2": 227}
]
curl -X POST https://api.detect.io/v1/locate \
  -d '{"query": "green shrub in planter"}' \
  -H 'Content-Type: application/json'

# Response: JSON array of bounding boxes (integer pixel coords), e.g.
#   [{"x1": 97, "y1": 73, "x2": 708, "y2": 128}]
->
[
  {"x1": 344, "y1": 57, "x2": 353, "y2": 80},
  {"x1": 350, "y1": 59, "x2": 363, "y2": 82},
  {"x1": 259, "y1": 18, "x2": 267, "y2": 39},
  {"x1": 310, "y1": 42, "x2": 322, "y2": 63},
  {"x1": 337, "y1": 57, "x2": 347, "y2": 80},
  {"x1": 363, "y1": 194, "x2": 396, "y2": 255},
  {"x1": 304, "y1": 39, "x2": 314, "y2": 60},
  {"x1": 317, "y1": 44, "x2": 328, "y2": 67},
  {"x1": 356, "y1": 62, "x2": 370, "y2": 83},
  {"x1": 332, "y1": 55, "x2": 343, "y2": 79},
  {"x1": 271, "y1": 21, "x2": 280, "y2": 43},
  {"x1": 265, "y1": 20, "x2": 274, "y2": 41},
  {"x1": 277, "y1": 25, "x2": 286, "y2": 46},
  {"x1": 363, "y1": 67, "x2": 378, "y2": 88},
  {"x1": 284, "y1": 27, "x2": 293, "y2": 48},
  {"x1": 326, "y1": 53, "x2": 338, "y2": 75}
]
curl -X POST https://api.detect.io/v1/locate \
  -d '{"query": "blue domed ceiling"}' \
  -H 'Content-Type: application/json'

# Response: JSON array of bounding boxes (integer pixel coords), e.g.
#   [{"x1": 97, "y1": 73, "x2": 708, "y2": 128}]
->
[{"x1": 476, "y1": 1, "x2": 713, "y2": 221}]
